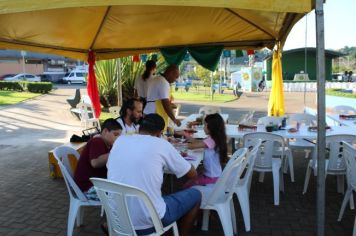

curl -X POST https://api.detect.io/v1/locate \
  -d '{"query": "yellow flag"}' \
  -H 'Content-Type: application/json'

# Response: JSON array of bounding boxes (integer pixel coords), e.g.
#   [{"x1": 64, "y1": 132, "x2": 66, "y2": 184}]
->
[{"x1": 268, "y1": 49, "x2": 285, "y2": 116}]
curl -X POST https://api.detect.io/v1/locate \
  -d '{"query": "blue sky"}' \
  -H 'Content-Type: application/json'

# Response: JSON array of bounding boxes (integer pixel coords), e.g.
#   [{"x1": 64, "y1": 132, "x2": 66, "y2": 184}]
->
[{"x1": 284, "y1": 0, "x2": 356, "y2": 50}]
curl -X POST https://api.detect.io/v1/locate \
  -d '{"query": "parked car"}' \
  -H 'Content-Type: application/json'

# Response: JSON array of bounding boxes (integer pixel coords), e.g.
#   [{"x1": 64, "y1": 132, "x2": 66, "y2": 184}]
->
[
  {"x1": 4, "y1": 73, "x2": 41, "y2": 82},
  {"x1": 63, "y1": 70, "x2": 87, "y2": 84},
  {"x1": 0, "y1": 74, "x2": 16, "y2": 80},
  {"x1": 38, "y1": 74, "x2": 52, "y2": 82}
]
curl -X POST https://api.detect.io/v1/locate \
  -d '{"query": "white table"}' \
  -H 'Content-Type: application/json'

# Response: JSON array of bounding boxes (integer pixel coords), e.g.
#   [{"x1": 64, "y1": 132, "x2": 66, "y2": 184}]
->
[
  {"x1": 176, "y1": 113, "x2": 229, "y2": 130},
  {"x1": 191, "y1": 124, "x2": 356, "y2": 152},
  {"x1": 327, "y1": 113, "x2": 356, "y2": 127}
]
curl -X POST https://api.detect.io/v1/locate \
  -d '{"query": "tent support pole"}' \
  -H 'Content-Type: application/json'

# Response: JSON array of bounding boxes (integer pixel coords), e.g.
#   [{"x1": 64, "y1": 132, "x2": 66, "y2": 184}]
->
[
  {"x1": 315, "y1": 0, "x2": 326, "y2": 235},
  {"x1": 117, "y1": 58, "x2": 123, "y2": 107}
]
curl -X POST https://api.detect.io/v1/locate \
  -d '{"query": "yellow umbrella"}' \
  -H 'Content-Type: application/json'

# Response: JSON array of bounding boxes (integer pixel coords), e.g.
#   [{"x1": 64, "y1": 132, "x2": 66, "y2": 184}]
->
[{"x1": 268, "y1": 47, "x2": 285, "y2": 116}]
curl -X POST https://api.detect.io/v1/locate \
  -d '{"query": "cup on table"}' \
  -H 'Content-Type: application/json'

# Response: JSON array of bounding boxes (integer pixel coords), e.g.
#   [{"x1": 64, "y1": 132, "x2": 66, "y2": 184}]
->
[{"x1": 265, "y1": 126, "x2": 274, "y2": 132}]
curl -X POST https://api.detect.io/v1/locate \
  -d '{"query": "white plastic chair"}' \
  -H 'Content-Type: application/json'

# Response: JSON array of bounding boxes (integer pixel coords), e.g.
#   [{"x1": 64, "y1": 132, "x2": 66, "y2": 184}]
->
[
  {"x1": 53, "y1": 146, "x2": 101, "y2": 236},
  {"x1": 337, "y1": 142, "x2": 356, "y2": 223},
  {"x1": 257, "y1": 116, "x2": 282, "y2": 126},
  {"x1": 303, "y1": 135, "x2": 356, "y2": 194},
  {"x1": 238, "y1": 111, "x2": 255, "y2": 125},
  {"x1": 109, "y1": 106, "x2": 121, "y2": 118},
  {"x1": 174, "y1": 104, "x2": 181, "y2": 118},
  {"x1": 232, "y1": 139, "x2": 262, "y2": 232},
  {"x1": 257, "y1": 116, "x2": 295, "y2": 182},
  {"x1": 288, "y1": 113, "x2": 317, "y2": 158},
  {"x1": 77, "y1": 102, "x2": 101, "y2": 130},
  {"x1": 193, "y1": 148, "x2": 248, "y2": 235},
  {"x1": 243, "y1": 133, "x2": 285, "y2": 205},
  {"x1": 198, "y1": 106, "x2": 222, "y2": 116},
  {"x1": 332, "y1": 105, "x2": 356, "y2": 115},
  {"x1": 90, "y1": 178, "x2": 179, "y2": 236}
]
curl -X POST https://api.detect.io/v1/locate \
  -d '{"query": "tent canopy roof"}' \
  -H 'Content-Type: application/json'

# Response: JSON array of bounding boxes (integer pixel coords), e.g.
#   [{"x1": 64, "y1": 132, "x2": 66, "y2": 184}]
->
[{"x1": 0, "y1": 0, "x2": 314, "y2": 61}]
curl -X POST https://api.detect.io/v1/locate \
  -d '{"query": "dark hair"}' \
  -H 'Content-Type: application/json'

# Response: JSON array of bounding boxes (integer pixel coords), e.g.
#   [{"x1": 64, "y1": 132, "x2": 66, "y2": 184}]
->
[
  {"x1": 119, "y1": 98, "x2": 142, "y2": 118},
  {"x1": 142, "y1": 60, "x2": 156, "y2": 81},
  {"x1": 205, "y1": 113, "x2": 228, "y2": 164},
  {"x1": 101, "y1": 118, "x2": 122, "y2": 132},
  {"x1": 139, "y1": 114, "x2": 165, "y2": 133},
  {"x1": 165, "y1": 64, "x2": 178, "y2": 74}
]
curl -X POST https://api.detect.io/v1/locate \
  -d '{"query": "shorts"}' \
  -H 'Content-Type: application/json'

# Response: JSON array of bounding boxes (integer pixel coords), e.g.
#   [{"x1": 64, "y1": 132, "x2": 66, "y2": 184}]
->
[
  {"x1": 85, "y1": 186, "x2": 100, "y2": 201},
  {"x1": 135, "y1": 188, "x2": 201, "y2": 235}
]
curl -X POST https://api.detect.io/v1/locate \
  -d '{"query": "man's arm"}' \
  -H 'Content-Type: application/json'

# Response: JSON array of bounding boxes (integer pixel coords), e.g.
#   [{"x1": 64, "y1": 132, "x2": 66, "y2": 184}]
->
[
  {"x1": 185, "y1": 165, "x2": 198, "y2": 179},
  {"x1": 90, "y1": 153, "x2": 109, "y2": 168},
  {"x1": 187, "y1": 139, "x2": 206, "y2": 149},
  {"x1": 161, "y1": 98, "x2": 181, "y2": 126}
]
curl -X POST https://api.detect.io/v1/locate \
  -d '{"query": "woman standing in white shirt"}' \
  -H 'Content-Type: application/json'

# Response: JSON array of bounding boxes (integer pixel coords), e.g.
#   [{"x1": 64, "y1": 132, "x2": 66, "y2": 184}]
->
[{"x1": 134, "y1": 60, "x2": 156, "y2": 105}]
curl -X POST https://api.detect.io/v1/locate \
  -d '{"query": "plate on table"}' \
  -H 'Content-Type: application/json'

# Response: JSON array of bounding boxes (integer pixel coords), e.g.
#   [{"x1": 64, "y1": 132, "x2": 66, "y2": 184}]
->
[
  {"x1": 183, "y1": 128, "x2": 198, "y2": 133},
  {"x1": 183, "y1": 155, "x2": 196, "y2": 161}
]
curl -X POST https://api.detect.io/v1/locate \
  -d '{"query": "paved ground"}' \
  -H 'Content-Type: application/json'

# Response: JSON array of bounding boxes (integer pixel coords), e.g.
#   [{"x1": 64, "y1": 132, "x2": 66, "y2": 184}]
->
[{"x1": 0, "y1": 85, "x2": 354, "y2": 235}]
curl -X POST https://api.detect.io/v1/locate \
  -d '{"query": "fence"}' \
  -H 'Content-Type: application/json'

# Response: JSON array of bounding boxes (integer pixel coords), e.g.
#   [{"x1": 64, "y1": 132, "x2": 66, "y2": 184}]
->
[{"x1": 265, "y1": 81, "x2": 356, "y2": 92}]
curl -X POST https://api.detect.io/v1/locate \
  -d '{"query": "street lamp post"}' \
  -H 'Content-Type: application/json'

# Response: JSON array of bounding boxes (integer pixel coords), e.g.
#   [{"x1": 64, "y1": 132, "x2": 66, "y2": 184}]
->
[{"x1": 21, "y1": 50, "x2": 26, "y2": 74}]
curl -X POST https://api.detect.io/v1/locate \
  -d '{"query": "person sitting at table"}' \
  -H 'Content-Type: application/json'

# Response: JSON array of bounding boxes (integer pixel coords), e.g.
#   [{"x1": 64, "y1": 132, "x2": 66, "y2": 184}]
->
[
  {"x1": 107, "y1": 114, "x2": 201, "y2": 236},
  {"x1": 116, "y1": 98, "x2": 143, "y2": 135},
  {"x1": 184, "y1": 113, "x2": 228, "y2": 188},
  {"x1": 74, "y1": 118, "x2": 122, "y2": 200}
]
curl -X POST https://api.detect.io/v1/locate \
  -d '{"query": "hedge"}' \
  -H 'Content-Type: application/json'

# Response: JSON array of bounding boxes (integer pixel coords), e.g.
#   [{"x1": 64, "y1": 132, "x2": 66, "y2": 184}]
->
[
  {"x1": 0, "y1": 81, "x2": 52, "y2": 93},
  {"x1": 326, "y1": 88, "x2": 356, "y2": 98}
]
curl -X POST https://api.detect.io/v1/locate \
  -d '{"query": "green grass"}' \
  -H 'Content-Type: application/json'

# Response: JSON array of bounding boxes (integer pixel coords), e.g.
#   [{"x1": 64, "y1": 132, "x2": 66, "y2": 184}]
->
[
  {"x1": 0, "y1": 90, "x2": 42, "y2": 105},
  {"x1": 326, "y1": 89, "x2": 356, "y2": 98},
  {"x1": 172, "y1": 87, "x2": 236, "y2": 102}
]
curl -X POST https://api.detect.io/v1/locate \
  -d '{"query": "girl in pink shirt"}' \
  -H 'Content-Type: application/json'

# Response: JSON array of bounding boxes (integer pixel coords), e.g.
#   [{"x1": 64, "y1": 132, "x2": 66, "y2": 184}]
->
[{"x1": 184, "y1": 113, "x2": 228, "y2": 188}]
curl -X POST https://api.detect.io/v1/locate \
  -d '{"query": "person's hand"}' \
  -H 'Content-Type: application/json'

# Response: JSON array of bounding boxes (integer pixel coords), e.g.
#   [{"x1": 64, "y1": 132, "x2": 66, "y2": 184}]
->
[{"x1": 174, "y1": 119, "x2": 181, "y2": 127}]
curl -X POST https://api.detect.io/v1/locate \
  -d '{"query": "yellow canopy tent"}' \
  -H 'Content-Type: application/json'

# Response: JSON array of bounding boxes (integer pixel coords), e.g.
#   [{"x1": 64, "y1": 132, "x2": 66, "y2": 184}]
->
[
  {"x1": 0, "y1": 0, "x2": 314, "y2": 61},
  {"x1": 0, "y1": 1, "x2": 330, "y2": 234}
]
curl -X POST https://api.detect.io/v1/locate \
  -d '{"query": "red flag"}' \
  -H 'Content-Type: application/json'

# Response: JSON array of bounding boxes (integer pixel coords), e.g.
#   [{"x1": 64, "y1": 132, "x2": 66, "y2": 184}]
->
[
  {"x1": 132, "y1": 54, "x2": 140, "y2": 62},
  {"x1": 247, "y1": 50, "x2": 255, "y2": 55},
  {"x1": 87, "y1": 51, "x2": 101, "y2": 118}
]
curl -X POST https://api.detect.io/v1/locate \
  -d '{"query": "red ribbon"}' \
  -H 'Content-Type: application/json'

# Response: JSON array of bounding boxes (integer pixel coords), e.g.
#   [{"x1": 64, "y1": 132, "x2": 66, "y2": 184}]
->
[{"x1": 87, "y1": 51, "x2": 101, "y2": 118}]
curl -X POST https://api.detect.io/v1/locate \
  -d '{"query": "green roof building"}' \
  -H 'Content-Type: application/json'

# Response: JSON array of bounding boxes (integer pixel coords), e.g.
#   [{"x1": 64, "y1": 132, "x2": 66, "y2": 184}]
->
[{"x1": 266, "y1": 47, "x2": 343, "y2": 81}]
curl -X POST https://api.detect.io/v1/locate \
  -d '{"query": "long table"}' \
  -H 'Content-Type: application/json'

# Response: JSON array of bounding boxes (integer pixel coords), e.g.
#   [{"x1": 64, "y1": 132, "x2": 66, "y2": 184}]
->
[
  {"x1": 191, "y1": 124, "x2": 356, "y2": 140},
  {"x1": 176, "y1": 113, "x2": 229, "y2": 129},
  {"x1": 327, "y1": 113, "x2": 356, "y2": 127},
  {"x1": 185, "y1": 124, "x2": 356, "y2": 153}
]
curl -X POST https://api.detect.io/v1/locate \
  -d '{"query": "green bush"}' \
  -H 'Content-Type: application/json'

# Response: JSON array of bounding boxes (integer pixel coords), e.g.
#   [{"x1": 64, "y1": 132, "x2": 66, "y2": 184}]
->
[
  {"x1": 27, "y1": 82, "x2": 52, "y2": 93},
  {"x1": 0, "y1": 81, "x2": 24, "y2": 91},
  {"x1": 326, "y1": 88, "x2": 356, "y2": 98},
  {"x1": 0, "y1": 81, "x2": 52, "y2": 93}
]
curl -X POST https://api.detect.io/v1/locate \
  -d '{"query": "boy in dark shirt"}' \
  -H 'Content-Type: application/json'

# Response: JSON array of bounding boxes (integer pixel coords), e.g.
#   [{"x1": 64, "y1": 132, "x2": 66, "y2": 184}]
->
[{"x1": 74, "y1": 118, "x2": 122, "y2": 199}]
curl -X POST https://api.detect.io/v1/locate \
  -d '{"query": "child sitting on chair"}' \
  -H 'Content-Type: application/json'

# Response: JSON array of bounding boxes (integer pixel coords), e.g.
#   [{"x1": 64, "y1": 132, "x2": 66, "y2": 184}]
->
[
  {"x1": 74, "y1": 118, "x2": 122, "y2": 200},
  {"x1": 184, "y1": 113, "x2": 228, "y2": 188}
]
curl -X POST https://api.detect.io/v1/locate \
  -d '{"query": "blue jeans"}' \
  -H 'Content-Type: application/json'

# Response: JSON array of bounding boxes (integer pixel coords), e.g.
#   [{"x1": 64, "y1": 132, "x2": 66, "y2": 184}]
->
[{"x1": 136, "y1": 188, "x2": 201, "y2": 235}]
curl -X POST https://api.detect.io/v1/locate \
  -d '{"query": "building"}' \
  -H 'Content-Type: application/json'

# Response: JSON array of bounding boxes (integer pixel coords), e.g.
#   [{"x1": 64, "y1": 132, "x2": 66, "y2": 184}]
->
[
  {"x1": 0, "y1": 50, "x2": 80, "y2": 76},
  {"x1": 265, "y1": 47, "x2": 343, "y2": 81}
]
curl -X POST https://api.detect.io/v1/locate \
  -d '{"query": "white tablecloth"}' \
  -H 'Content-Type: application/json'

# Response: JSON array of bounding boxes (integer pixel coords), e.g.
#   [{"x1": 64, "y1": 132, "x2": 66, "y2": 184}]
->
[
  {"x1": 191, "y1": 124, "x2": 356, "y2": 139},
  {"x1": 327, "y1": 113, "x2": 356, "y2": 127}
]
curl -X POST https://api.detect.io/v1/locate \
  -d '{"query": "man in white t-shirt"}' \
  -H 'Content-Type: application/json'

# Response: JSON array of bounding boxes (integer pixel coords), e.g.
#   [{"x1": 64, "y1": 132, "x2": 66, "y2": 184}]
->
[
  {"x1": 116, "y1": 98, "x2": 143, "y2": 135},
  {"x1": 107, "y1": 114, "x2": 201, "y2": 236},
  {"x1": 144, "y1": 64, "x2": 181, "y2": 127}
]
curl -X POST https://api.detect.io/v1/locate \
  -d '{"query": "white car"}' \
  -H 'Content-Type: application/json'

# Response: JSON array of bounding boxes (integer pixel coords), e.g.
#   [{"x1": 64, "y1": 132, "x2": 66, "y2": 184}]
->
[
  {"x1": 4, "y1": 73, "x2": 41, "y2": 82},
  {"x1": 63, "y1": 70, "x2": 87, "y2": 84}
]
